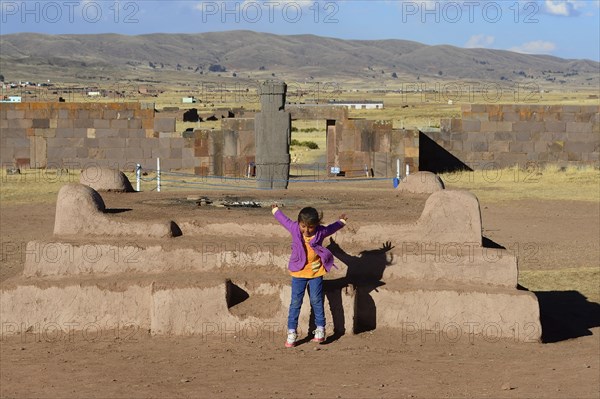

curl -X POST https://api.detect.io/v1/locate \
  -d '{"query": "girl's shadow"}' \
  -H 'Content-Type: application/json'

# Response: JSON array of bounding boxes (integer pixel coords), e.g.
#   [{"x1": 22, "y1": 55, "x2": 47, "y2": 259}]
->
[{"x1": 317, "y1": 238, "x2": 394, "y2": 344}]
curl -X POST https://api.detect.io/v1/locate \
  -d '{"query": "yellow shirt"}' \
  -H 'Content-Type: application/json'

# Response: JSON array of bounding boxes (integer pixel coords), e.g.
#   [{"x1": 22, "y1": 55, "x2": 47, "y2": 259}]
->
[{"x1": 290, "y1": 235, "x2": 326, "y2": 278}]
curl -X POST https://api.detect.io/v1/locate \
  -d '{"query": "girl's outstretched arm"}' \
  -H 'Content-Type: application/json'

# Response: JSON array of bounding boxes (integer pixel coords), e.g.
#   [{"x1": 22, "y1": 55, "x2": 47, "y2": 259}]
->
[
  {"x1": 271, "y1": 204, "x2": 296, "y2": 232},
  {"x1": 322, "y1": 213, "x2": 348, "y2": 236}
]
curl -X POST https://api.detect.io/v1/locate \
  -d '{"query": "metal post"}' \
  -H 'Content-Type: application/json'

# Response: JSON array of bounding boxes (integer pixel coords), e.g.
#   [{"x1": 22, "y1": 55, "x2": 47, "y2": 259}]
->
[
  {"x1": 136, "y1": 163, "x2": 141, "y2": 192},
  {"x1": 157, "y1": 158, "x2": 161, "y2": 192}
]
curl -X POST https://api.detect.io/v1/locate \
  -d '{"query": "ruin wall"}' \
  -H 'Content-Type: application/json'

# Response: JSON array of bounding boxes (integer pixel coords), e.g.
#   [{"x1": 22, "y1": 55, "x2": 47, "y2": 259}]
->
[
  {"x1": 0, "y1": 102, "x2": 419, "y2": 178},
  {"x1": 330, "y1": 119, "x2": 419, "y2": 177},
  {"x1": 0, "y1": 102, "x2": 189, "y2": 171},
  {"x1": 186, "y1": 118, "x2": 256, "y2": 177},
  {"x1": 427, "y1": 104, "x2": 599, "y2": 171}
]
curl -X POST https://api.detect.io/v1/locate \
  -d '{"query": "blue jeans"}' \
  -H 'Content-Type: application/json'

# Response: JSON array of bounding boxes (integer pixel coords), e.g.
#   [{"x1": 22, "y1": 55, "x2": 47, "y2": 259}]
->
[{"x1": 288, "y1": 276, "x2": 325, "y2": 331}]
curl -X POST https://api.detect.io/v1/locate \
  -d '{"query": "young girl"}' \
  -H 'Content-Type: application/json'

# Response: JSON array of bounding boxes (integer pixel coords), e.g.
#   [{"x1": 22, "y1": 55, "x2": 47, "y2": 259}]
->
[{"x1": 271, "y1": 204, "x2": 347, "y2": 347}]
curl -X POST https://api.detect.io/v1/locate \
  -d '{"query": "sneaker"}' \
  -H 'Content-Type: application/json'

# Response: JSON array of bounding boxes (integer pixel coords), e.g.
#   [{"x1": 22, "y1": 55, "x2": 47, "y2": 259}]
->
[
  {"x1": 285, "y1": 330, "x2": 297, "y2": 348},
  {"x1": 311, "y1": 327, "x2": 326, "y2": 343}
]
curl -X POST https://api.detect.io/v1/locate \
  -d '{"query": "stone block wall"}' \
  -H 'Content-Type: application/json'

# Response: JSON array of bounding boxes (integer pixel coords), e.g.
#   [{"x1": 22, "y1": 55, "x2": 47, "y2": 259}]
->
[
  {"x1": 2, "y1": 101, "x2": 422, "y2": 179},
  {"x1": 185, "y1": 115, "x2": 420, "y2": 179},
  {"x1": 330, "y1": 119, "x2": 419, "y2": 177},
  {"x1": 189, "y1": 118, "x2": 256, "y2": 177},
  {"x1": 5, "y1": 102, "x2": 597, "y2": 179},
  {"x1": 0, "y1": 102, "x2": 183, "y2": 171},
  {"x1": 432, "y1": 104, "x2": 600, "y2": 170},
  {"x1": 286, "y1": 105, "x2": 418, "y2": 177}
]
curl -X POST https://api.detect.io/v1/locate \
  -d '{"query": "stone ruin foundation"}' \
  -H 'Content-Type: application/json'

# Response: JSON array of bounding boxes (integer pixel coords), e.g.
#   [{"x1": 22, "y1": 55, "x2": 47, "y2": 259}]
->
[{"x1": 1, "y1": 181, "x2": 541, "y2": 342}]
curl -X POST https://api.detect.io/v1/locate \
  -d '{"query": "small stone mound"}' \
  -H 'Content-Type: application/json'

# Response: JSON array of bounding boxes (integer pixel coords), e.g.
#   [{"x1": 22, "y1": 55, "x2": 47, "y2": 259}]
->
[
  {"x1": 57, "y1": 183, "x2": 105, "y2": 215},
  {"x1": 54, "y1": 183, "x2": 181, "y2": 238},
  {"x1": 397, "y1": 171, "x2": 445, "y2": 194},
  {"x1": 54, "y1": 184, "x2": 106, "y2": 235},
  {"x1": 80, "y1": 167, "x2": 134, "y2": 192},
  {"x1": 417, "y1": 190, "x2": 482, "y2": 244}
]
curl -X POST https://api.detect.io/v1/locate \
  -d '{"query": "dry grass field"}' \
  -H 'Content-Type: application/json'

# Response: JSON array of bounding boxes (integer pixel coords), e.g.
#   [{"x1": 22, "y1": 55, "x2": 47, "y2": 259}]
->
[{"x1": 442, "y1": 165, "x2": 600, "y2": 203}]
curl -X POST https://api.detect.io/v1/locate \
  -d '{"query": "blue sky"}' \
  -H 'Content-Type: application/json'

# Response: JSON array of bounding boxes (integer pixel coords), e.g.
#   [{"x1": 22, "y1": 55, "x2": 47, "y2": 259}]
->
[{"x1": 1, "y1": 0, "x2": 599, "y2": 61}]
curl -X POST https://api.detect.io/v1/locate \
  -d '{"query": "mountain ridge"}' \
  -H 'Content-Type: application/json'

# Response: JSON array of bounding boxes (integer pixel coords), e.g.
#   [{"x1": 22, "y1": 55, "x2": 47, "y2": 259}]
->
[{"x1": 1, "y1": 30, "x2": 598, "y2": 86}]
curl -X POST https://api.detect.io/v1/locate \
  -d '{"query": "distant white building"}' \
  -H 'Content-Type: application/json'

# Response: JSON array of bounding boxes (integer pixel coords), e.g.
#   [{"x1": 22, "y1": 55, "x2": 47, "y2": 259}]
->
[
  {"x1": 0, "y1": 96, "x2": 21, "y2": 103},
  {"x1": 328, "y1": 100, "x2": 384, "y2": 109}
]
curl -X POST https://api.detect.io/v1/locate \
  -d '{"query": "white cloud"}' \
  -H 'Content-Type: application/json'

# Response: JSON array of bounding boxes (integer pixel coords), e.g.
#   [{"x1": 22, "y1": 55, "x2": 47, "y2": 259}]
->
[
  {"x1": 509, "y1": 40, "x2": 557, "y2": 55},
  {"x1": 465, "y1": 34, "x2": 495, "y2": 49},
  {"x1": 544, "y1": 0, "x2": 584, "y2": 17}
]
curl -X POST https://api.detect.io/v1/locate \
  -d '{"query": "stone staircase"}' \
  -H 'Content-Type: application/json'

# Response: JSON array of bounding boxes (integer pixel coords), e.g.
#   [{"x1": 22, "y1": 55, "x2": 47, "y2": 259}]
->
[{"x1": 1, "y1": 184, "x2": 542, "y2": 342}]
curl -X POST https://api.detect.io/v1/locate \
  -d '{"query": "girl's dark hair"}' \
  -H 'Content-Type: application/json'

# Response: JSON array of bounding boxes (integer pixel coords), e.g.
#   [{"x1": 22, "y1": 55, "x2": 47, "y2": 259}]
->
[{"x1": 298, "y1": 207, "x2": 322, "y2": 226}]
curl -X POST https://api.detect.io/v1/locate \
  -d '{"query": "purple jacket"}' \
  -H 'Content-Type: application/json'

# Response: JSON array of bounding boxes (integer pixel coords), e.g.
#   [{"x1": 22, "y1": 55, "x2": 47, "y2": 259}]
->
[{"x1": 273, "y1": 208, "x2": 346, "y2": 273}]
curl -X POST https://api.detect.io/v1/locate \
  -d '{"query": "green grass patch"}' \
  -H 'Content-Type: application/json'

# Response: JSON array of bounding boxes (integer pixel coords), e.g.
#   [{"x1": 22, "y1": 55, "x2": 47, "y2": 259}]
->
[
  {"x1": 290, "y1": 129, "x2": 327, "y2": 166},
  {"x1": 291, "y1": 139, "x2": 319, "y2": 149}
]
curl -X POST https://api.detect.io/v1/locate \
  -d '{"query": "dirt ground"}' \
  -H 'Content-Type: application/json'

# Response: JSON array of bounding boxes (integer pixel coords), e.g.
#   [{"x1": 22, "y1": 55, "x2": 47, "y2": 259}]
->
[{"x1": 1, "y1": 180, "x2": 599, "y2": 398}]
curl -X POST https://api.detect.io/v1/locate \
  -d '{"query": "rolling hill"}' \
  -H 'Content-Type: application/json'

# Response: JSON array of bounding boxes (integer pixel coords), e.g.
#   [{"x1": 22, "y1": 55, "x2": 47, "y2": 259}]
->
[{"x1": 1, "y1": 30, "x2": 598, "y2": 87}]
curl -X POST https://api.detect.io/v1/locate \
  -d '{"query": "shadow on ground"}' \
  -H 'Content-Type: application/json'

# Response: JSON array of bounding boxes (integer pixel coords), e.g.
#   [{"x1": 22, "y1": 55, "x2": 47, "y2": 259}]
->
[
  {"x1": 535, "y1": 290, "x2": 600, "y2": 343},
  {"x1": 318, "y1": 239, "x2": 394, "y2": 344}
]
